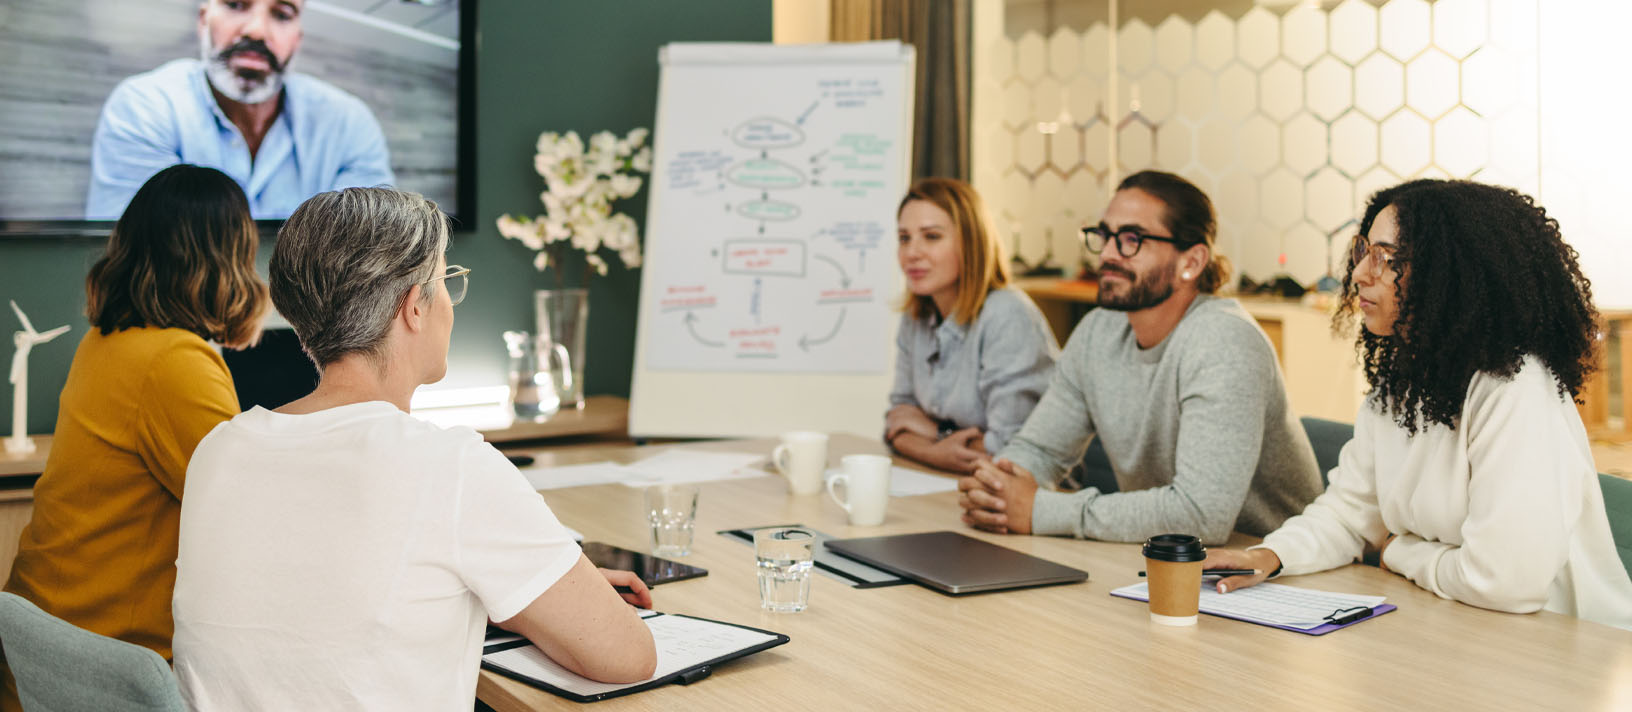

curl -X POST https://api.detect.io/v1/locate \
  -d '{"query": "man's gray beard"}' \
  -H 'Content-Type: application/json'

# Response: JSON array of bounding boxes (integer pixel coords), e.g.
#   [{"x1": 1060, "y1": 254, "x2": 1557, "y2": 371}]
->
[
  {"x1": 199, "y1": 33, "x2": 284, "y2": 105},
  {"x1": 1096, "y1": 264, "x2": 1177, "y2": 312}
]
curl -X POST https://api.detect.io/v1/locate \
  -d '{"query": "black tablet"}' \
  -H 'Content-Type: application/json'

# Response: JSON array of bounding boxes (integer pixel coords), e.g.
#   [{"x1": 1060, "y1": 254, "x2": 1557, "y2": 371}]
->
[{"x1": 581, "y1": 542, "x2": 709, "y2": 586}]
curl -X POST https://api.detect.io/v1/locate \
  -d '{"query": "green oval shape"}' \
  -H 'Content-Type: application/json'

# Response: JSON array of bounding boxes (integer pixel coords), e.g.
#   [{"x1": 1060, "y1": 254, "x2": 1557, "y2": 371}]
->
[
  {"x1": 735, "y1": 199, "x2": 802, "y2": 221},
  {"x1": 726, "y1": 159, "x2": 806, "y2": 190}
]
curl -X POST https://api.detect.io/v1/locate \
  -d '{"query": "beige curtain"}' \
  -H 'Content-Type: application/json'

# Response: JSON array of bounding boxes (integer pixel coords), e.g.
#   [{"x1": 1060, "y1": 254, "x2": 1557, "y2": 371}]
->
[{"x1": 831, "y1": 0, "x2": 970, "y2": 181}]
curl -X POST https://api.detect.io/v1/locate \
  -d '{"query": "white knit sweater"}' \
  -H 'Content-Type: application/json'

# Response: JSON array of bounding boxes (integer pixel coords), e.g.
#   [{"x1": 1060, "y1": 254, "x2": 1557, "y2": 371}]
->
[{"x1": 1258, "y1": 356, "x2": 1632, "y2": 629}]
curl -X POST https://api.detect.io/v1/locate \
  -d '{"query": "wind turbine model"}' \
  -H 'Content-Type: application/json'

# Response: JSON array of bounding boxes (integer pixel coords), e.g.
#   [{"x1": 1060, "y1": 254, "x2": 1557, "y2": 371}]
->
[{"x1": 8, "y1": 301, "x2": 70, "y2": 455}]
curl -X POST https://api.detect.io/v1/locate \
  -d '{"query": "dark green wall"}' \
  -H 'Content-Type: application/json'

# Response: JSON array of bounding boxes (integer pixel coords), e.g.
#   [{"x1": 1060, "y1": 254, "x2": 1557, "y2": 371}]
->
[{"x1": 0, "y1": 2, "x2": 773, "y2": 434}]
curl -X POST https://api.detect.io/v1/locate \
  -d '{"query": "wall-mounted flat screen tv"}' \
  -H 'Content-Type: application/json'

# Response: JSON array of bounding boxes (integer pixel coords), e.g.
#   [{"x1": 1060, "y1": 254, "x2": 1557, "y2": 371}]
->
[{"x1": 0, "y1": 0, "x2": 474, "y2": 235}]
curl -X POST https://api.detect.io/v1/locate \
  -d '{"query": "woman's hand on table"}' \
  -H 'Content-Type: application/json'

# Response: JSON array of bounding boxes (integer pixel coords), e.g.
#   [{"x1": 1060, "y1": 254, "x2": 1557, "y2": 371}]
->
[
  {"x1": 599, "y1": 568, "x2": 654, "y2": 609},
  {"x1": 1203, "y1": 548, "x2": 1282, "y2": 594},
  {"x1": 926, "y1": 427, "x2": 986, "y2": 472}
]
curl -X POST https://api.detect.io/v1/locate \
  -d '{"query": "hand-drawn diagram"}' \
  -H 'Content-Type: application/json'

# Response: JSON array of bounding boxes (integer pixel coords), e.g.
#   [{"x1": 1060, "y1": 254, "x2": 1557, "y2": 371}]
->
[{"x1": 644, "y1": 69, "x2": 905, "y2": 373}]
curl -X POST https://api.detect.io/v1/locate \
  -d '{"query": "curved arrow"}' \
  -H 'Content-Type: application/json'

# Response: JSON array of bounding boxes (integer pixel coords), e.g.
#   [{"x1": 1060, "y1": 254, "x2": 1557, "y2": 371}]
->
[
  {"x1": 813, "y1": 254, "x2": 851, "y2": 288},
  {"x1": 798, "y1": 307, "x2": 846, "y2": 351},
  {"x1": 683, "y1": 311, "x2": 723, "y2": 347}
]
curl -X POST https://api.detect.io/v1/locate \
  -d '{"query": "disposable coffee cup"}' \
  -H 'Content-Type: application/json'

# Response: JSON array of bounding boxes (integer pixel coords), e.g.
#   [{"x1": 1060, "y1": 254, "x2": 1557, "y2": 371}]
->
[{"x1": 1142, "y1": 534, "x2": 1206, "y2": 626}]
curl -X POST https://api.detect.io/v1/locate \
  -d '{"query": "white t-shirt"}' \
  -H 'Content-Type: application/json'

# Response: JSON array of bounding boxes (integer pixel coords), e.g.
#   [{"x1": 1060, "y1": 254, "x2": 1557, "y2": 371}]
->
[{"x1": 172, "y1": 402, "x2": 581, "y2": 710}]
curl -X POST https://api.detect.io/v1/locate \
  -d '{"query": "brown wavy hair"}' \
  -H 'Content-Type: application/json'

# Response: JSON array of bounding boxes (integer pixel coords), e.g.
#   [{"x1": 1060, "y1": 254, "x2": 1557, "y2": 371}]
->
[
  {"x1": 86, "y1": 164, "x2": 268, "y2": 347},
  {"x1": 898, "y1": 177, "x2": 1010, "y2": 324}
]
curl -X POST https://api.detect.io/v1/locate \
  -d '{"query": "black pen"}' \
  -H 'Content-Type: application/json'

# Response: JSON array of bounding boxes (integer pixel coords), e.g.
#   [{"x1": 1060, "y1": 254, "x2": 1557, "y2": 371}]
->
[
  {"x1": 1138, "y1": 569, "x2": 1260, "y2": 577},
  {"x1": 1327, "y1": 608, "x2": 1373, "y2": 625}
]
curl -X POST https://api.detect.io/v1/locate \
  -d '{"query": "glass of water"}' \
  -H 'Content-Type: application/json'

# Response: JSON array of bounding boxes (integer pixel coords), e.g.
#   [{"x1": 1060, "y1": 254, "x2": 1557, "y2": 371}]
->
[
  {"x1": 754, "y1": 527, "x2": 816, "y2": 613},
  {"x1": 644, "y1": 484, "x2": 699, "y2": 557}
]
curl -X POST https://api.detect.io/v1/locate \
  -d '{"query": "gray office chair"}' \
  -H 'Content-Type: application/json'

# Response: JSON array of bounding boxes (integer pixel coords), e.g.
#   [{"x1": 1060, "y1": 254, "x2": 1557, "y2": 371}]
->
[
  {"x1": 1600, "y1": 473, "x2": 1632, "y2": 579},
  {"x1": 0, "y1": 592, "x2": 185, "y2": 712},
  {"x1": 1299, "y1": 416, "x2": 1354, "y2": 488}
]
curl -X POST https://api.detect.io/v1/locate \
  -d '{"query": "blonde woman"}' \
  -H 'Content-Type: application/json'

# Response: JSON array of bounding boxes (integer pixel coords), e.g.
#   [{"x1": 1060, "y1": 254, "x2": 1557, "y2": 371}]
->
[{"x1": 885, "y1": 177, "x2": 1059, "y2": 473}]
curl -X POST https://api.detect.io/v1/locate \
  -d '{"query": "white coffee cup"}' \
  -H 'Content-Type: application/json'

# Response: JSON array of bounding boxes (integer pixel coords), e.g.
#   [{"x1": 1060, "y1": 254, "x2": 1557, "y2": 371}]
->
[
  {"x1": 772, "y1": 431, "x2": 829, "y2": 495},
  {"x1": 827, "y1": 454, "x2": 891, "y2": 526}
]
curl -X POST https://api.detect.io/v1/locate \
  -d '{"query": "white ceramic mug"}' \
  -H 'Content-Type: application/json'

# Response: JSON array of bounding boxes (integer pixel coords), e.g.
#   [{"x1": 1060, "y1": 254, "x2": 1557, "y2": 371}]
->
[
  {"x1": 827, "y1": 454, "x2": 891, "y2": 526},
  {"x1": 772, "y1": 431, "x2": 829, "y2": 495}
]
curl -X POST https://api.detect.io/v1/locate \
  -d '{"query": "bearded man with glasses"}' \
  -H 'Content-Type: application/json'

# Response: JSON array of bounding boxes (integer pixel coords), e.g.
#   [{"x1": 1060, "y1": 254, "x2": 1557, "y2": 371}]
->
[
  {"x1": 958, "y1": 170, "x2": 1322, "y2": 545},
  {"x1": 86, "y1": 0, "x2": 395, "y2": 220}
]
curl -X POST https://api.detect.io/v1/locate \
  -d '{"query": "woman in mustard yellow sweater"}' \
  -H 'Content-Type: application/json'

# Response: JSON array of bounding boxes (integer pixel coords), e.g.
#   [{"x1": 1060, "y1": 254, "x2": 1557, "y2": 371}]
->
[{"x1": 3, "y1": 165, "x2": 267, "y2": 694}]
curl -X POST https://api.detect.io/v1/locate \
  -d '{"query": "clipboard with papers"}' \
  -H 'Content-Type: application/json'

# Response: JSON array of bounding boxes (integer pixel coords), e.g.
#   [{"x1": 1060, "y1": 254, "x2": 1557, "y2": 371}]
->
[
  {"x1": 1110, "y1": 581, "x2": 1396, "y2": 635},
  {"x1": 480, "y1": 610, "x2": 789, "y2": 702}
]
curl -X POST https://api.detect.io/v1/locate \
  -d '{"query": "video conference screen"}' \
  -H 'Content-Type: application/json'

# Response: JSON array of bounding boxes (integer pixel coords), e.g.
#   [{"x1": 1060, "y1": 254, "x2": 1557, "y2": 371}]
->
[{"x1": 0, "y1": 0, "x2": 470, "y2": 231}]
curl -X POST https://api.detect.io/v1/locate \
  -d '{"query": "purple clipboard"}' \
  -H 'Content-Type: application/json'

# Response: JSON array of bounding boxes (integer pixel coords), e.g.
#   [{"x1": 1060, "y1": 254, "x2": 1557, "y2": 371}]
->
[{"x1": 1109, "y1": 587, "x2": 1397, "y2": 635}]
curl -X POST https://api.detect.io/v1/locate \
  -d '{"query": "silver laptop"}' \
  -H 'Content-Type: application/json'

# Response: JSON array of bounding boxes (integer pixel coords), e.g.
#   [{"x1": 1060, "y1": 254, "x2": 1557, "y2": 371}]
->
[{"x1": 825, "y1": 531, "x2": 1088, "y2": 595}]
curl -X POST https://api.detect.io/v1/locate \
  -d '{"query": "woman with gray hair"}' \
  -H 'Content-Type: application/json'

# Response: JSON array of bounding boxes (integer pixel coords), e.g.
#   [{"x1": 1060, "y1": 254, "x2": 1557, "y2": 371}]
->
[{"x1": 170, "y1": 188, "x2": 657, "y2": 710}]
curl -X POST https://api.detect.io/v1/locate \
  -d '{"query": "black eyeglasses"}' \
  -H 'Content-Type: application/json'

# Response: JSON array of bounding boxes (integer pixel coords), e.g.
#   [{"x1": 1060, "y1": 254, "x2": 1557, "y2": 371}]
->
[
  {"x1": 1348, "y1": 235, "x2": 1401, "y2": 278},
  {"x1": 1081, "y1": 224, "x2": 1194, "y2": 258}
]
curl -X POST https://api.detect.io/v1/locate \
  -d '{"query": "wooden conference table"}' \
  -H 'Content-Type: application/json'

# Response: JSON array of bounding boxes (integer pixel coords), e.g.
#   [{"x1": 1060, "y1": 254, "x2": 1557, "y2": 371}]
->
[{"x1": 479, "y1": 435, "x2": 1632, "y2": 711}]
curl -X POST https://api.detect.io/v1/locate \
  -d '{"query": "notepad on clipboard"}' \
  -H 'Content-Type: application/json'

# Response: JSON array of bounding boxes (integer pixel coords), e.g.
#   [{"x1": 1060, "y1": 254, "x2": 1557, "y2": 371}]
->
[
  {"x1": 481, "y1": 610, "x2": 788, "y2": 702},
  {"x1": 1110, "y1": 581, "x2": 1395, "y2": 635}
]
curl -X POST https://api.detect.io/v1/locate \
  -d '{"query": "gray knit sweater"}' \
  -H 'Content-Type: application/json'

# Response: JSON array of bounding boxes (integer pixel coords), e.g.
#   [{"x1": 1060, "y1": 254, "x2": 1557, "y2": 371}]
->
[{"x1": 997, "y1": 295, "x2": 1322, "y2": 544}]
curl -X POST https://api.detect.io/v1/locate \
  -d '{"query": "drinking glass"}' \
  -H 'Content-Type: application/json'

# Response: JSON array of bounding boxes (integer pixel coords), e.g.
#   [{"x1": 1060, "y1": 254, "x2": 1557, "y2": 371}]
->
[
  {"x1": 503, "y1": 330, "x2": 563, "y2": 423},
  {"x1": 644, "y1": 484, "x2": 699, "y2": 556},
  {"x1": 754, "y1": 527, "x2": 816, "y2": 613}
]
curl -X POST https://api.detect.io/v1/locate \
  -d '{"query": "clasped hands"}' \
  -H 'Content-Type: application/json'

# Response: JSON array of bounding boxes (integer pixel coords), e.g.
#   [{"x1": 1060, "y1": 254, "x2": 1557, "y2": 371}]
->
[
  {"x1": 957, "y1": 458, "x2": 1038, "y2": 535},
  {"x1": 885, "y1": 404, "x2": 988, "y2": 473}
]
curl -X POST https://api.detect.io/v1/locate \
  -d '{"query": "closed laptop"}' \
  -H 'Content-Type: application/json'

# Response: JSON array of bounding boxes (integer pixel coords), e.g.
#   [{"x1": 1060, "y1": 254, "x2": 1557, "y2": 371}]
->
[{"x1": 825, "y1": 531, "x2": 1088, "y2": 595}]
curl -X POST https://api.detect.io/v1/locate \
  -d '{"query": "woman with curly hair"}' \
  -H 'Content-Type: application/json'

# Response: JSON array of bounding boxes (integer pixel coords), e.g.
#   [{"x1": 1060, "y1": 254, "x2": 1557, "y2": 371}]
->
[{"x1": 1205, "y1": 179, "x2": 1632, "y2": 628}]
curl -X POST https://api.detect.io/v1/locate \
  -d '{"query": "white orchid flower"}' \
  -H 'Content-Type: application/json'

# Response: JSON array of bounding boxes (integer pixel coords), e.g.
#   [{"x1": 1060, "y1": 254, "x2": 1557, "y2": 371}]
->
[
  {"x1": 609, "y1": 174, "x2": 641, "y2": 198},
  {"x1": 535, "y1": 131, "x2": 561, "y2": 157},
  {"x1": 586, "y1": 253, "x2": 609, "y2": 276},
  {"x1": 510, "y1": 126, "x2": 650, "y2": 281},
  {"x1": 543, "y1": 218, "x2": 571, "y2": 244}
]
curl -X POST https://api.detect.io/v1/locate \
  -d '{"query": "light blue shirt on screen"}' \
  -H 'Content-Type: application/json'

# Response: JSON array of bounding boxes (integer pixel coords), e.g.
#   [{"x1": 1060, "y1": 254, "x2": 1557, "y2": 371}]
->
[{"x1": 86, "y1": 58, "x2": 394, "y2": 220}]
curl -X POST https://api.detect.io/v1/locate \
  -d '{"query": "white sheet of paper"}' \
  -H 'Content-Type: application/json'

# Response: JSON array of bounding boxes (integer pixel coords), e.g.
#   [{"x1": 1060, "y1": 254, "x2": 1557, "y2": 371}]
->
[
  {"x1": 617, "y1": 450, "x2": 770, "y2": 487},
  {"x1": 520, "y1": 461, "x2": 636, "y2": 490},
  {"x1": 824, "y1": 466, "x2": 960, "y2": 497},
  {"x1": 483, "y1": 613, "x2": 778, "y2": 698}
]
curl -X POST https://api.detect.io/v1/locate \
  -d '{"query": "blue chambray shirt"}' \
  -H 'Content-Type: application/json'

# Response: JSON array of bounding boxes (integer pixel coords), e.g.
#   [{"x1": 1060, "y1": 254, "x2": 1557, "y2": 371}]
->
[
  {"x1": 887, "y1": 287, "x2": 1061, "y2": 453},
  {"x1": 86, "y1": 58, "x2": 395, "y2": 220}
]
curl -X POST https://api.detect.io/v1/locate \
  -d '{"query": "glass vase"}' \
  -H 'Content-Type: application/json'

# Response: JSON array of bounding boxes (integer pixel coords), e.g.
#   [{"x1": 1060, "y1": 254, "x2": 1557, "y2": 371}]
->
[{"x1": 534, "y1": 288, "x2": 588, "y2": 409}]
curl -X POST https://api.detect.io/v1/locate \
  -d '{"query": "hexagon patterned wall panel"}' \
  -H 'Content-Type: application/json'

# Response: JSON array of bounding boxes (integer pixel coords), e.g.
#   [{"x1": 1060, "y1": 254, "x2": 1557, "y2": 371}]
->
[{"x1": 972, "y1": 0, "x2": 1540, "y2": 286}]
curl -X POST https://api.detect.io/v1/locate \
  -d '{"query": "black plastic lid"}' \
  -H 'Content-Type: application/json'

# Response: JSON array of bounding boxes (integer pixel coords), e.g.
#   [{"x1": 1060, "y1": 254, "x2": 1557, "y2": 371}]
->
[{"x1": 1142, "y1": 534, "x2": 1206, "y2": 562}]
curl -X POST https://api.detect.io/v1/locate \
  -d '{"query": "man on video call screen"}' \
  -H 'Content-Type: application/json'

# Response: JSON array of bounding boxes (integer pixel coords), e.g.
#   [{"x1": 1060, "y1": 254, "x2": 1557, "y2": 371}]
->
[{"x1": 86, "y1": 0, "x2": 395, "y2": 220}]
